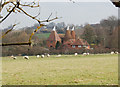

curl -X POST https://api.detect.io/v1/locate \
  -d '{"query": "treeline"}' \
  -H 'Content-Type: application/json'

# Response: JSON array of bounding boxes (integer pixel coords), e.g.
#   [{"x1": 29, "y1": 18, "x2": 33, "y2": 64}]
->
[
  {"x1": 2, "y1": 16, "x2": 119, "y2": 56},
  {"x1": 2, "y1": 29, "x2": 48, "y2": 56},
  {"x1": 81, "y1": 16, "x2": 119, "y2": 49}
]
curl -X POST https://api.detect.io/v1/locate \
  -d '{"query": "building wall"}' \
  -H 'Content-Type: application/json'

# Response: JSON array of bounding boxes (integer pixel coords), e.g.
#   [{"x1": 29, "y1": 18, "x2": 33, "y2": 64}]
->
[
  {"x1": 70, "y1": 45, "x2": 90, "y2": 49},
  {"x1": 47, "y1": 40, "x2": 56, "y2": 48},
  {"x1": 47, "y1": 29, "x2": 90, "y2": 49},
  {"x1": 47, "y1": 40, "x2": 61, "y2": 48}
]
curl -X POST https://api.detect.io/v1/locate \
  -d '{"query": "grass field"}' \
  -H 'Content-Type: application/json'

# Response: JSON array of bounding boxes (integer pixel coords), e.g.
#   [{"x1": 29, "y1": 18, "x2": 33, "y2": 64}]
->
[
  {"x1": 2, "y1": 54, "x2": 118, "y2": 85},
  {"x1": 35, "y1": 33, "x2": 50, "y2": 39}
]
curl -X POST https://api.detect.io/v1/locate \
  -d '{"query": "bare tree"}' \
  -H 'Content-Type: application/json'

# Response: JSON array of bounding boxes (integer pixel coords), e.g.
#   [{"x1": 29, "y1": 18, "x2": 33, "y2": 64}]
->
[
  {"x1": 111, "y1": 0, "x2": 120, "y2": 7},
  {"x1": 0, "y1": 0, "x2": 61, "y2": 46}
]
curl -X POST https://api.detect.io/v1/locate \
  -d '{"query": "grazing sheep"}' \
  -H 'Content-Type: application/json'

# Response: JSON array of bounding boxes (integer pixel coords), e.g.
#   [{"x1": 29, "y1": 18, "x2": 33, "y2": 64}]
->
[
  {"x1": 41, "y1": 55, "x2": 45, "y2": 58},
  {"x1": 86, "y1": 53, "x2": 90, "y2": 55},
  {"x1": 36, "y1": 55, "x2": 40, "y2": 58},
  {"x1": 13, "y1": 57, "x2": 17, "y2": 60},
  {"x1": 115, "y1": 51, "x2": 118, "y2": 54},
  {"x1": 10, "y1": 55, "x2": 17, "y2": 59},
  {"x1": 74, "y1": 53, "x2": 78, "y2": 56},
  {"x1": 23, "y1": 56, "x2": 29, "y2": 60},
  {"x1": 83, "y1": 53, "x2": 87, "y2": 56},
  {"x1": 111, "y1": 51, "x2": 114, "y2": 54},
  {"x1": 56, "y1": 54, "x2": 61, "y2": 57},
  {"x1": 10, "y1": 55, "x2": 14, "y2": 58},
  {"x1": 47, "y1": 54, "x2": 50, "y2": 57}
]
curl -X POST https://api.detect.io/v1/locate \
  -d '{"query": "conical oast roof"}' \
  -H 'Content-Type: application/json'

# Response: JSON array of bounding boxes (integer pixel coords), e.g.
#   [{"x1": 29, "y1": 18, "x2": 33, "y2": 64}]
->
[
  {"x1": 64, "y1": 26, "x2": 72, "y2": 41},
  {"x1": 71, "y1": 27, "x2": 76, "y2": 39},
  {"x1": 47, "y1": 26, "x2": 61, "y2": 42}
]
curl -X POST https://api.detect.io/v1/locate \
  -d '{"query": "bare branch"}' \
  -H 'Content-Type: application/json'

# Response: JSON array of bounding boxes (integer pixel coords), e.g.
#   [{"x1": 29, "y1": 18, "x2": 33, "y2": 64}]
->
[
  {"x1": 2, "y1": 1, "x2": 10, "y2": 8},
  {"x1": 0, "y1": 23, "x2": 19, "y2": 39},
  {"x1": 34, "y1": 11, "x2": 40, "y2": 18},
  {"x1": 0, "y1": 5, "x2": 16, "y2": 23},
  {"x1": 29, "y1": 24, "x2": 45, "y2": 43},
  {"x1": 22, "y1": 1, "x2": 35, "y2": 7},
  {"x1": 15, "y1": 8, "x2": 21, "y2": 13},
  {"x1": 17, "y1": 7, "x2": 41, "y2": 23},
  {"x1": 18, "y1": 7, "x2": 61, "y2": 24},
  {"x1": 0, "y1": 42, "x2": 31, "y2": 46},
  {"x1": 47, "y1": 12, "x2": 52, "y2": 21},
  {"x1": 1, "y1": 1, "x2": 61, "y2": 46},
  {"x1": 33, "y1": 6, "x2": 41, "y2": 18},
  {"x1": 41, "y1": 17, "x2": 62, "y2": 23},
  {"x1": 20, "y1": 4, "x2": 39, "y2": 8}
]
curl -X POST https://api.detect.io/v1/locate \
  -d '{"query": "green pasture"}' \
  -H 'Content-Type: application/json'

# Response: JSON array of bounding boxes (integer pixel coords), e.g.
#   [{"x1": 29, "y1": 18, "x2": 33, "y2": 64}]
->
[
  {"x1": 2, "y1": 54, "x2": 118, "y2": 85},
  {"x1": 35, "y1": 33, "x2": 50, "y2": 39}
]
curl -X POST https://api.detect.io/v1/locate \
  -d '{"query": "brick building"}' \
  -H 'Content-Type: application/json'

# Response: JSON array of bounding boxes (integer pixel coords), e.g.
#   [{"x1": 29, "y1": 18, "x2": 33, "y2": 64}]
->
[
  {"x1": 46, "y1": 26, "x2": 61, "y2": 48},
  {"x1": 47, "y1": 26, "x2": 90, "y2": 49}
]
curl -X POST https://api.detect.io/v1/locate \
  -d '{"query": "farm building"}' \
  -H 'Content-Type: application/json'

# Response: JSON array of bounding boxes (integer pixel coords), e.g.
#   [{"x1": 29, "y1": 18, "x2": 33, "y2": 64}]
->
[{"x1": 47, "y1": 26, "x2": 90, "y2": 49}]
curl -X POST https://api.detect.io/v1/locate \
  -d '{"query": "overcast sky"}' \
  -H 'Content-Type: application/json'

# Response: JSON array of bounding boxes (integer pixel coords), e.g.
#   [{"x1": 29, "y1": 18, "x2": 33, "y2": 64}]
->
[{"x1": 0, "y1": 1, "x2": 118, "y2": 29}]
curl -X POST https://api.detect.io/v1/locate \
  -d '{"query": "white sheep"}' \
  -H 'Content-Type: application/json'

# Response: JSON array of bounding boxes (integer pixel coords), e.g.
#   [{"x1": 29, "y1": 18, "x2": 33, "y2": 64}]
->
[
  {"x1": 13, "y1": 57, "x2": 17, "y2": 60},
  {"x1": 111, "y1": 51, "x2": 114, "y2": 54},
  {"x1": 23, "y1": 56, "x2": 29, "y2": 60},
  {"x1": 115, "y1": 51, "x2": 118, "y2": 54},
  {"x1": 86, "y1": 53, "x2": 90, "y2": 55},
  {"x1": 47, "y1": 54, "x2": 50, "y2": 57},
  {"x1": 10, "y1": 55, "x2": 14, "y2": 58},
  {"x1": 56, "y1": 54, "x2": 61, "y2": 57},
  {"x1": 74, "y1": 53, "x2": 78, "y2": 56},
  {"x1": 83, "y1": 53, "x2": 87, "y2": 56},
  {"x1": 41, "y1": 55, "x2": 45, "y2": 58},
  {"x1": 36, "y1": 55, "x2": 40, "y2": 58}
]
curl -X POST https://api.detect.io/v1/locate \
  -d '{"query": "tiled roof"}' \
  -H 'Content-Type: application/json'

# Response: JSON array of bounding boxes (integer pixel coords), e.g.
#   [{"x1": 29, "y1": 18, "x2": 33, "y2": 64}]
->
[
  {"x1": 63, "y1": 39, "x2": 75, "y2": 45},
  {"x1": 71, "y1": 30, "x2": 75, "y2": 39},
  {"x1": 64, "y1": 30, "x2": 72, "y2": 41},
  {"x1": 84, "y1": 41, "x2": 89, "y2": 46},
  {"x1": 47, "y1": 30, "x2": 61, "y2": 41},
  {"x1": 72, "y1": 39, "x2": 84, "y2": 45},
  {"x1": 58, "y1": 34, "x2": 65, "y2": 38}
]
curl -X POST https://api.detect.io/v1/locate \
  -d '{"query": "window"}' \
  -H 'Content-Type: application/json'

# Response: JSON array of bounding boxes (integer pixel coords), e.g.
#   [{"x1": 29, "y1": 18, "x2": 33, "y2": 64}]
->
[
  {"x1": 72, "y1": 45, "x2": 75, "y2": 48},
  {"x1": 83, "y1": 45, "x2": 86, "y2": 47},
  {"x1": 78, "y1": 45, "x2": 81, "y2": 48}
]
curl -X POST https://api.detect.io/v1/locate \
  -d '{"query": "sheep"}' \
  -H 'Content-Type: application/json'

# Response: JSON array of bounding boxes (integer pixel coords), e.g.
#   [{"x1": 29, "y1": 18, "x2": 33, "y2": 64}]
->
[
  {"x1": 83, "y1": 53, "x2": 87, "y2": 56},
  {"x1": 13, "y1": 57, "x2": 17, "y2": 60},
  {"x1": 56, "y1": 54, "x2": 61, "y2": 57},
  {"x1": 41, "y1": 55, "x2": 45, "y2": 58},
  {"x1": 23, "y1": 56, "x2": 29, "y2": 60},
  {"x1": 74, "y1": 53, "x2": 78, "y2": 56},
  {"x1": 115, "y1": 51, "x2": 118, "y2": 54},
  {"x1": 10, "y1": 55, "x2": 14, "y2": 58},
  {"x1": 47, "y1": 54, "x2": 50, "y2": 57},
  {"x1": 10, "y1": 55, "x2": 17, "y2": 59},
  {"x1": 111, "y1": 51, "x2": 114, "y2": 54},
  {"x1": 36, "y1": 55, "x2": 40, "y2": 58},
  {"x1": 86, "y1": 53, "x2": 90, "y2": 55}
]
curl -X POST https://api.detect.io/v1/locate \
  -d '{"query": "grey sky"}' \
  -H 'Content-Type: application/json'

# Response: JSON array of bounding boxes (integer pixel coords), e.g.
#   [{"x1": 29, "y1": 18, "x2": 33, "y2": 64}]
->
[{"x1": 1, "y1": 2, "x2": 118, "y2": 29}]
